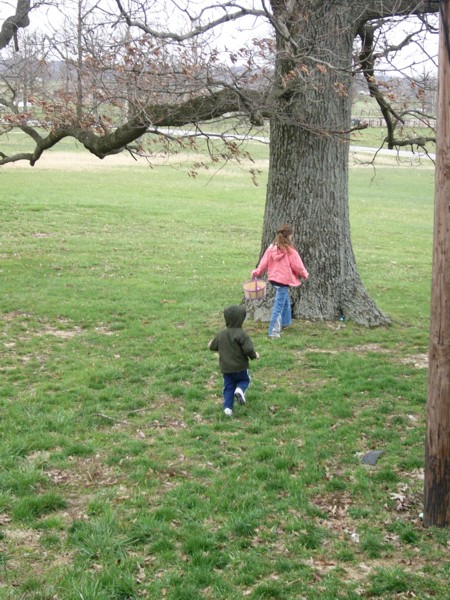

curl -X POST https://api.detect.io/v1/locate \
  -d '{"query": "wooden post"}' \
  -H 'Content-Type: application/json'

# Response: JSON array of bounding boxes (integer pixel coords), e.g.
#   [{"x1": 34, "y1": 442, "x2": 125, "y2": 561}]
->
[{"x1": 424, "y1": 0, "x2": 450, "y2": 528}]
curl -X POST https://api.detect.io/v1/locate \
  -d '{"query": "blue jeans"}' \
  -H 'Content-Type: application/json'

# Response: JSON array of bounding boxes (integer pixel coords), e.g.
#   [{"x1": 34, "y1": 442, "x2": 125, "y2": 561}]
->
[
  {"x1": 223, "y1": 370, "x2": 250, "y2": 410},
  {"x1": 269, "y1": 285, "x2": 292, "y2": 336}
]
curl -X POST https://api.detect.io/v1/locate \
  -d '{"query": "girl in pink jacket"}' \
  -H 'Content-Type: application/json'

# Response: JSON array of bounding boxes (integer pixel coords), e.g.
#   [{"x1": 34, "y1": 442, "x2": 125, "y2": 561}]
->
[{"x1": 252, "y1": 224, "x2": 309, "y2": 338}]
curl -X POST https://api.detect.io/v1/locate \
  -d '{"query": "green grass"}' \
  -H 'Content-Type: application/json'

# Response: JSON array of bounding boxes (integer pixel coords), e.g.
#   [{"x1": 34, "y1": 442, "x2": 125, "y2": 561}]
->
[{"x1": 0, "y1": 149, "x2": 446, "y2": 598}]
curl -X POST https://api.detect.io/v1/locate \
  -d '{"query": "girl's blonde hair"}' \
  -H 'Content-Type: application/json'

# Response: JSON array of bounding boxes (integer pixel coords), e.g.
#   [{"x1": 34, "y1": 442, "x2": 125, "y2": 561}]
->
[{"x1": 274, "y1": 224, "x2": 294, "y2": 251}]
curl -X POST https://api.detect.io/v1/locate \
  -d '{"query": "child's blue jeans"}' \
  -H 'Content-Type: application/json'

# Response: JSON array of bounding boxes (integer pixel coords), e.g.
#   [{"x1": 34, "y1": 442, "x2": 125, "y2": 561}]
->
[
  {"x1": 223, "y1": 370, "x2": 250, "y2": 410},
  {"x1": 269, "y1": 285, "x2": 292, "y2": 336}
]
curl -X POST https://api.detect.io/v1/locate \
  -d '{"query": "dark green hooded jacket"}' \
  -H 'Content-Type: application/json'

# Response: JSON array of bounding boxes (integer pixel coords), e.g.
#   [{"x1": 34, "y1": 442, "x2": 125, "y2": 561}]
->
[{"x1": 209, "y1": 305, "x2": 257, "y2": 374}]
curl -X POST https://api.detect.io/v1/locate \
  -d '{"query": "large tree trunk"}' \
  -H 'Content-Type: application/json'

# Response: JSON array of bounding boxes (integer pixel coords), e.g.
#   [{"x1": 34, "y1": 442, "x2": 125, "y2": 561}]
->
[
  {"x1": 249, "y1": 1, "x2": 390, "y2": 327},
  {"x1": 260, "y1": 120, "x2": 390, "y2": 327}
]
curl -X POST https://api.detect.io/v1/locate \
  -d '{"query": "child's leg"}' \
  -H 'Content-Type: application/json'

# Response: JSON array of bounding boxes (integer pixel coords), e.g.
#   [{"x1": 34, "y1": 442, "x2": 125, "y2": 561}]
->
[
  {"x1": 234, "y1": 370, "x2": 250, "y2": 405},
  {"x1": 235, "y1": 370, "x2": 250, "y2": 394},
  {"x1": 269, "y1": 286, "x2": 288, "y2": 336},
  {"x1": 281, "y1": 291, "x2": 292, "y2": 327},
  {"x1": 223, "y1": 373, "x2": 236, "y2": 411}
]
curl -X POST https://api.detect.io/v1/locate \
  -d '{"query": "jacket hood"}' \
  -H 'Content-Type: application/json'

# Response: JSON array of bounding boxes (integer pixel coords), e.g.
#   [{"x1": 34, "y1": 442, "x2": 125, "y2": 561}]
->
[
  {"x1": 224, "y1": 305, "x2": 246, "y2": 328},
  {"x1": 268, "y1": 244, "x2": 288, "y2": 261}
]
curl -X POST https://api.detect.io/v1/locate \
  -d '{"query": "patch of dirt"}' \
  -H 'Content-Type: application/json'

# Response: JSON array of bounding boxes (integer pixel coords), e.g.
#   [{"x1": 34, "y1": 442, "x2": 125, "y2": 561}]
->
[
  {"x1": 3, "y1": 526, "x2": 41, "y2": 545},
  {"x1": 295, "y1": 344, "x2": 428, "y2": 369},
  {"x1": 2, "y1": 150, "x2": 237, "y2": 171},
  {"x1": 351, "y1": 343, "x2": 391, "y2": 354},
  {"x1": 1, "y1": 313, "x2": 117, "y2": 340},
  {"x1": 46, "y1": 459, "x2": 120, "y2": 493},
  {"x1": 37, "y1": 325, "x2": 83, "y2": 339},
  {"x1": 2, "y1": 311, "x2": 33, "y2": 321},
  {"x1": 400, "y1": 354, "x2": 428, "y2": 369},
  {"x1": 3, "y1": 150, "x2": 150, "y2": 171},
  {"x1": 25, "y1": 453, "x2": 120, "y2": 495},
  {"x1": 30, "y1": 232, "x2": 54, "y2": 238},
  {"x1": 94, "y1": 326, "x2": 115, "y2": 335},
  {"x1": 3, "y1": 149, "x2": 268, "y2": 173}
]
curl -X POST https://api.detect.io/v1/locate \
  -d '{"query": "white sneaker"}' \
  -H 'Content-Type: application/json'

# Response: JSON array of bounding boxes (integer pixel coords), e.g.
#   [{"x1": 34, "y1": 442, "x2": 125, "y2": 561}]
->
[
  {"x1": 234, "y1": 388, "x2": 246, "y2": 405},
  {"x1": 224, "y1": 408, "x2": 233, "y2": 416}
]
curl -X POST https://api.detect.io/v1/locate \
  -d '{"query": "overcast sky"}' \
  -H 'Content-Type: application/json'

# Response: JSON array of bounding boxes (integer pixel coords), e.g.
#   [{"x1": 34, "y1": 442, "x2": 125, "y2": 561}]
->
[{"x1": 7, "y1": 0, "x2": 439, "y2": 76}]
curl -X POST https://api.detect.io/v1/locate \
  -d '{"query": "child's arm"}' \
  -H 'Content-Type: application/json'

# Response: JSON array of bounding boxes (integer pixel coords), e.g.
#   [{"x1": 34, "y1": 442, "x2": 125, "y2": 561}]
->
[
  {"x1": 208, "y1": 337, "x2": 219, "y2": 351},
  {"x1": 290, "y1": 250, "x2": 309, "y2": 280},
  {"x1": 242, "y1": 333, "x2": 258, "y2": 360}
]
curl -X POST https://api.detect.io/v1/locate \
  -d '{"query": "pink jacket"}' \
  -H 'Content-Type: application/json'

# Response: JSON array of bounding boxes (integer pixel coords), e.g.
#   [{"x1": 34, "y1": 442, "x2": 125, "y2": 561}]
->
[{"x1": 252, "y1": 244, "x2": 309, "y2": 287}]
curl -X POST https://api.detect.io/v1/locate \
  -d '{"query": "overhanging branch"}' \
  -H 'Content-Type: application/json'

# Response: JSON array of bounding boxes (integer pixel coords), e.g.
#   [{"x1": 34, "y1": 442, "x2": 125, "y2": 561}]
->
[
  {"x1": 0, "y1": 88, "x2": 267, "y2": 166},
  {"x1": 113, "y1": 0, "x2": 266, "y2": 42},
  {"x1": 0, "y1": 0, "x2": 31, "y2": 50}
]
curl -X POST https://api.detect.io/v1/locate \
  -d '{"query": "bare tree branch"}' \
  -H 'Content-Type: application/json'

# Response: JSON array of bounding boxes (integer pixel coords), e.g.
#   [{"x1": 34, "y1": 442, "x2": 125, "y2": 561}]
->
[
  {"x1": 0, "y1": 86, "x2": 268, "y2": 166},
  {"x1": 0, "y1": 0, "x2": 31, "y2": 50},
  {"x1": 356, "y1": 19, "x2": 437, "y2": 151},
  {"x1": 112, "y1": 0, "x2": 266, "y2": 42}
]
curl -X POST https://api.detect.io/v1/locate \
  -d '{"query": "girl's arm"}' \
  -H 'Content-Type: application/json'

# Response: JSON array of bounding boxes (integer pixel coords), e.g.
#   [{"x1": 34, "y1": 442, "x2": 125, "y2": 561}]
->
[{"x1": 290, "y1": 250, "x2": 309, "y2": 279}]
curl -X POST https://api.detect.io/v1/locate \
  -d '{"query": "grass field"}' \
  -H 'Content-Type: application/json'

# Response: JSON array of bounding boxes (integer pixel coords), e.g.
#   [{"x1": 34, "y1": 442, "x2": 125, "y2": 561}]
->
[{"x1": 0, "y1": 146, "x2": 446, "y2": 599}]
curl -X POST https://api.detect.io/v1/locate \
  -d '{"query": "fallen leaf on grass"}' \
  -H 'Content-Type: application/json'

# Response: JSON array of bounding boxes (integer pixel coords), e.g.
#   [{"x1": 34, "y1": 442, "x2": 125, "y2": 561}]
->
[
  {"x1": 390, "y1": 492, "x2": 412, "y2": 511},
  {"x1": 0, "y1": 514, "x2": 11, "y2": 525}
]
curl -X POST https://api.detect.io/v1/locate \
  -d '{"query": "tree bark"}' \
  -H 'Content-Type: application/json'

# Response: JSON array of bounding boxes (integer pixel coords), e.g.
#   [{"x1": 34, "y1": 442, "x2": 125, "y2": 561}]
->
[{"x1": 424, "y1": 0, "x2": 450, "y2": 528}]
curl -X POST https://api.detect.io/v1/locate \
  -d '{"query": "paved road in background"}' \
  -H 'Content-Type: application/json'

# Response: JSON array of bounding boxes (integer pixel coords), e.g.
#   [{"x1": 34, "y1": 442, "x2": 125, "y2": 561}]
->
[{"x1": 350, "y1": 145, "x2": 435, "y2": 161}]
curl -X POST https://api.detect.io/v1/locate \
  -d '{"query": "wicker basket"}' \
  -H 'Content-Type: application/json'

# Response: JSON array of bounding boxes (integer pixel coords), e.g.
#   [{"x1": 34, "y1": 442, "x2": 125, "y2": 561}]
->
[{"x1": 243, "y1": 278, "x2": 266, "y2": 300}]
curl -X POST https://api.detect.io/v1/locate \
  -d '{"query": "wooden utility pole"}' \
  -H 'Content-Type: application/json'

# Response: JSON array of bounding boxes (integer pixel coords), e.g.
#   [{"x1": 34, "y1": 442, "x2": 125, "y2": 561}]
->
[{"x1": 424, "y1": 0, "x2": 450, "y2": 528}]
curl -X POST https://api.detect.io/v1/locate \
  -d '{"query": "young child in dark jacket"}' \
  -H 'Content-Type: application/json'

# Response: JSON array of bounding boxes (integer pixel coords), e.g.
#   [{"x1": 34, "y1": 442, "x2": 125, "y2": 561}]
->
[{"x1": 209, "y1": 305, "x2": 259, "y2": 416}]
